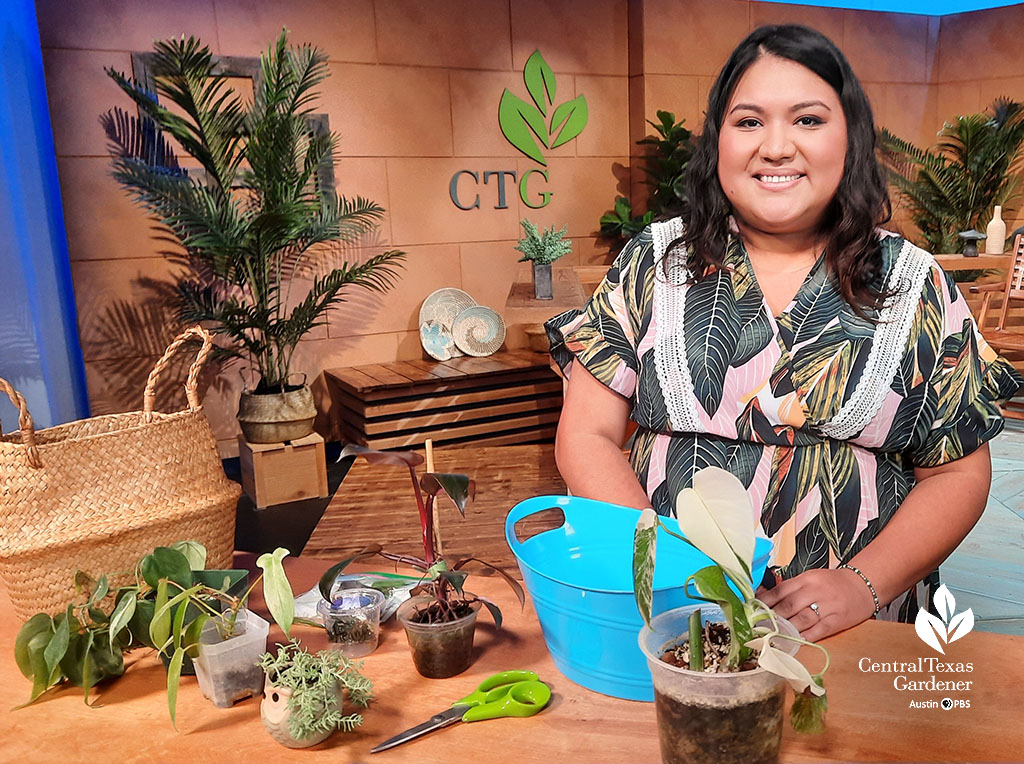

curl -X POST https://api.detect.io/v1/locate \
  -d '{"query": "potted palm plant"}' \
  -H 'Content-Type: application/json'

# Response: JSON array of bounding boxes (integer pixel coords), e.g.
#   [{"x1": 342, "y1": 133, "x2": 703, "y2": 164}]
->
[
  {"x1": 319, "y1": 445, "x2": 524, "y2": 678},
  {"x1": 103, "y1": 32, "x2": 405, "y2": 443},
  {"x1": 879, "y1": 98, "x2": 1024, "y2": 256}
]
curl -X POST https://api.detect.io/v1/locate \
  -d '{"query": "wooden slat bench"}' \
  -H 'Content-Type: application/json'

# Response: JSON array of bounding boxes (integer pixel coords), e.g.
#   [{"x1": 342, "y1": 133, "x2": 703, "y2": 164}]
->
[{"x1": 324, "y1": 349, "x2": 563, "y2": 449}]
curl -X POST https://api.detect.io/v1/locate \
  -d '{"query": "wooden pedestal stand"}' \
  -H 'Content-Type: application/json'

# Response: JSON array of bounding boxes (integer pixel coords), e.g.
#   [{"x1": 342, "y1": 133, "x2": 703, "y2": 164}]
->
[{"x1": 238, "y1": 432, "x2": 329, "y2": 509}]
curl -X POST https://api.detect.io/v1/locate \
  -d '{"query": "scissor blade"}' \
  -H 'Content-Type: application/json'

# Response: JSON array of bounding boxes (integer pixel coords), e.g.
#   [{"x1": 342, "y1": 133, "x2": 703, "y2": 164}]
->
[{"x1": 370, "y1": 706, "x2": 466, "y2": 753}]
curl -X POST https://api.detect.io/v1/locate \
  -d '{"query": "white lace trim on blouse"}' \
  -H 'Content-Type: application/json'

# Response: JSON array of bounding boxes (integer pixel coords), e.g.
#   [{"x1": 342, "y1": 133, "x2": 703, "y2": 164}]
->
[
  {"x1": 820, "y1": 238, "x2": 935, "y2": 440},
  {"x1": 651, "y1": 217, "x2": 706, "y2": 433}
]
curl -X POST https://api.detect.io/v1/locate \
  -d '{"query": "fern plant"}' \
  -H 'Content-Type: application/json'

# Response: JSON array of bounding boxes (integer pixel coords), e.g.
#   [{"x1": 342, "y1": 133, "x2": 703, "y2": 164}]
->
[
  {"x1": 103, "y1": 31, "x2": 405, "y2": 391},
  {"x1": 514, "y1": 219, "x2": 572, "y2": 265},
  {"x1": 879, "y1": 98, "x2": 1024, "y2": 254},
  {"x1": 259, "y1": 640, "x2": 372, "y2": 741}
]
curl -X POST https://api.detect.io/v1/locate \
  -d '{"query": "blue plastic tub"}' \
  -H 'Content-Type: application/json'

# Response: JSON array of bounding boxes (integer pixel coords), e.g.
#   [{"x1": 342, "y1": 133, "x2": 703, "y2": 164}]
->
[{"x1": 505, "y1": 495, "x2": 771, "y2": 702}]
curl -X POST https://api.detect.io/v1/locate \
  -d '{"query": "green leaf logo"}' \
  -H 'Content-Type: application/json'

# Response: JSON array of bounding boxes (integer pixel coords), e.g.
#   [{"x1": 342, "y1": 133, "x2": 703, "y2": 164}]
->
[{"x1": 499, "y1": 50, "x2": 588, "y2": 166}]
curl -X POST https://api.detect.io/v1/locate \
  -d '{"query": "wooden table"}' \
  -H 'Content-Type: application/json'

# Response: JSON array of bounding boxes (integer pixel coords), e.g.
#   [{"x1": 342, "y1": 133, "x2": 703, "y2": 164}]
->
[{"x1": 3, "y1": 554, "x2": 1023, "y2": 763}]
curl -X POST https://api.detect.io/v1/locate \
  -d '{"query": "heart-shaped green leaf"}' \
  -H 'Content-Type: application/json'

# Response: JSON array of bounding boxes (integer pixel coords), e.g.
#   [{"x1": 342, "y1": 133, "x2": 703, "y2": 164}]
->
[
  {"x1": 15, "y1": 614, "x2": 53, "y2": 679},
  {"x1": 170, "y1": 540, "x2": 208, "y2": 571}
]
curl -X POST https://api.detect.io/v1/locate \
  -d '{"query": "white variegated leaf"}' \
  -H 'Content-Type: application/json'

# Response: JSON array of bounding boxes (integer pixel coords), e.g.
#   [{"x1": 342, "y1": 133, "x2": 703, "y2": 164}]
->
[
  {"x1": 675, "y1": 488, "x2": 745, "y2": 582},
  {"x1": 947, "y1": 608, "x2": 974, "y2": 643},
  {"x1": 691, "y1": 467, "x2": 756, "y2": 579},
  {"x1": 754, "y1": 643, "x2": 826, "y2": 696},
  {"x1": 915, "y1": 609, "x2": 947, "y2": 654},
  {"x1": 633, "y1": 509, "x2": 658, "y2": 626}
]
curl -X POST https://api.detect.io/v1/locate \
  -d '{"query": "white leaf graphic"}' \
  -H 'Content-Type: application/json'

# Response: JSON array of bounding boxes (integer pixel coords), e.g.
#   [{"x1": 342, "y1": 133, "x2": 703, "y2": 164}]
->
[
  {"x1": 947, "y1": 608, "x2": 975, "y2": 643},
  {"x1": 933, "y1": 584, "x2": 956, "y2": 624},
  {"x1": 915, "y1": 609, "x2": 947, "y2": 654}
]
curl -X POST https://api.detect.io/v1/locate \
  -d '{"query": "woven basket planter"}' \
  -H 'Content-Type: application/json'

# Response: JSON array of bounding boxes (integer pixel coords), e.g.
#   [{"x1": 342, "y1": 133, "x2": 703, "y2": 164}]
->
[{"x1": 0, "y1": 326, "x2": 239, "y2": 621}]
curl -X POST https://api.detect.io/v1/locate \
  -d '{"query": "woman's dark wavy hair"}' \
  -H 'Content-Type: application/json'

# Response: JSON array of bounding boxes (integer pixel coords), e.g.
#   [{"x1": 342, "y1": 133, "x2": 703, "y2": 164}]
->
[{"x1": 677, "y1": 24, "x2": 891, "y2": 312}]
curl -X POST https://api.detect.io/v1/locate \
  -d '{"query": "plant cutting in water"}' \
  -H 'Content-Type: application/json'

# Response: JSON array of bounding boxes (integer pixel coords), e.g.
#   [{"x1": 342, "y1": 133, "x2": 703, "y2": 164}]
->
[
  {"x1": 259, "y1": 640, "x2": 372, "y2": 741},
  {"x1": 632, "y1": 467, "x2": 829, "y2": 733},
  {"x1": 320, "y1": 445, "x2": 524, "y2": 626}
]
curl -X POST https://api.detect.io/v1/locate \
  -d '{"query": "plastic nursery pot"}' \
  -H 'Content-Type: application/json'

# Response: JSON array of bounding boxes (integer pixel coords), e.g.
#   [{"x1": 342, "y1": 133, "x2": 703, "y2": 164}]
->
[
  {"x1": 261, "y1": 676, "x2": 342, "y2": 749},
  {"x1": 395, "y1": 595, "x2": 482, "y2": 678},
  {"x1": 638, "y1": 605, "x2": 800, "y2": 764},
  {"x1": 193, "y1": 608, "x2": 270, "y2": 708},
  {"x1": 317, "y1": 587, "x2": 385, "y2": 658}
]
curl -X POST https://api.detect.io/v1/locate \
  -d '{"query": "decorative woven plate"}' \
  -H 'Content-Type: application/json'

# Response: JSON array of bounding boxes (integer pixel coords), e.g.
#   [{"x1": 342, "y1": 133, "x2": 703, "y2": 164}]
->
[
  {"x1": 419, "y1": 288, "x2": 477, "y2": 331},
  {"x1": 419, "y1": 320, "x2": 457, "y2": 361},
  {"x1": 451, "y1": 306, "x2": 506, "y2": 357}
]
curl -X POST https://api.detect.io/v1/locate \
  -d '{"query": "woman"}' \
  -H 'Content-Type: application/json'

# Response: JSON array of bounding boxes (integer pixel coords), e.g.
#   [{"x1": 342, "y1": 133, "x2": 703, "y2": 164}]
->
[{"x1": 547, "y1": 25, "x2": 1023, "y2": 641}]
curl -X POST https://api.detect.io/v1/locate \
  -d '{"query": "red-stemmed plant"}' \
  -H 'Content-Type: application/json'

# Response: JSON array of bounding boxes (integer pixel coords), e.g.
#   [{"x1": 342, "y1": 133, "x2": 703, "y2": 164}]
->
[{"x1": 318, "y1": 445, "x2": 524, "y2": 625}]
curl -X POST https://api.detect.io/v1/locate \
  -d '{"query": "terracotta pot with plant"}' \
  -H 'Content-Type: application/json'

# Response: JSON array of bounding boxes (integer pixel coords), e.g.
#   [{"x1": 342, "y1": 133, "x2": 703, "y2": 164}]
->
[
  {"x1": 632, "y1": 468, "x2": 830, "y2": 764},
  {"x1": 319, "y1": 444, "x2": 525, "y2": 678},
  {"x1": 515, "y1": 219, "x2": 572, "y2": 300},
  {"x1": 103, "y1": 32, "x2": 405, "y2": 443},
  {"x1": 258, "y1": 639, "x2": 372, "y2": 749}
]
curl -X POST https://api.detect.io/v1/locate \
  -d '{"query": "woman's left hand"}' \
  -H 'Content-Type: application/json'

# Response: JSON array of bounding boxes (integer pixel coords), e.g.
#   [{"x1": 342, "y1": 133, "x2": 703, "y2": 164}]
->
[{"x1": 756, "y1": 567, "x2": 877, "y2": 641}]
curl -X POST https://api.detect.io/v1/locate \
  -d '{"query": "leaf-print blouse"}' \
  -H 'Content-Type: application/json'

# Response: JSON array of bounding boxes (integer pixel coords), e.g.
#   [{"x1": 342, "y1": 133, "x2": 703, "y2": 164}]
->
[{"x1": 546, "y1": 218, "x2": 1024, "y2": 622}]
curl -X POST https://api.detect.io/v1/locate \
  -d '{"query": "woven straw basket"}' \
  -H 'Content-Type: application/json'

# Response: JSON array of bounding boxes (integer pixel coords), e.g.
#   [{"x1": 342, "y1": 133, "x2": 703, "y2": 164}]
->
[{"x1": 0, "y1": 326, "x2": 239, "y2": 621}]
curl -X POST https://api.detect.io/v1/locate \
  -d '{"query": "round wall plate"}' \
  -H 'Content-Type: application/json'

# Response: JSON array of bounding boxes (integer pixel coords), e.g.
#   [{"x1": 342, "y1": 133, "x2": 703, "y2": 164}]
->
[
  {"x1": 451, "y1": 306, "x2": 506, "y2": 357},
  {"x1": 419, "y1": 288, "x2": 476, "y2": 330},
  {"x1": 419, "y1": 320, "x2": 457, "y2": 361}
]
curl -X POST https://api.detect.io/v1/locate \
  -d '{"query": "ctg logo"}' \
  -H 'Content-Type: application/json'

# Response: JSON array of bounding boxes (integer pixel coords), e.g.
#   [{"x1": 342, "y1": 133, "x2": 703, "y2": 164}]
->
[
  {"x1": 449, "y1": 51, "x2": 588, "y2": 211},
  {"x1": 915, "y1": 585, "x2": 974, "y2": 654}
]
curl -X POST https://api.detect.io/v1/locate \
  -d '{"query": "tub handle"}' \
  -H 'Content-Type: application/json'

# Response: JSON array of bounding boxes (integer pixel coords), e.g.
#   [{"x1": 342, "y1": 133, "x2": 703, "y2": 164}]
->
[{"x1": 504, "y1": 495, "x2": 640, "y2": 552}]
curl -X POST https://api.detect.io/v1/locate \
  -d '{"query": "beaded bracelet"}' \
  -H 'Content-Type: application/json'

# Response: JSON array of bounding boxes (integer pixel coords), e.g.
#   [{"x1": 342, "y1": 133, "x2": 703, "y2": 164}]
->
[{"x1": 839, "y1": 563, "x2": 881, "y2": 616}]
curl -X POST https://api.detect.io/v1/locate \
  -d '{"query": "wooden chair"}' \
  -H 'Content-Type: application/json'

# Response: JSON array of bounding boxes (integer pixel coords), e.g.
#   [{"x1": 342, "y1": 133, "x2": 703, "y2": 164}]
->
[{"x1": 970, "y1": 233, "x2": 1024, "y2": 419}]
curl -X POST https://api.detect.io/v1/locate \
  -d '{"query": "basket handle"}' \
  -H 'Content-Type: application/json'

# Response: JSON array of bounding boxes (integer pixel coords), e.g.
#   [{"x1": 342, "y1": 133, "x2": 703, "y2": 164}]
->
[
  {"x1": 504, "y1": 495, "x2": 577, "y2": 552},
  {"x1": 143, "y1": 325, "x2": 215, "y2": 419},
  {"x1": 0, "y1": 377, "x2": 42, "y2": 468}
]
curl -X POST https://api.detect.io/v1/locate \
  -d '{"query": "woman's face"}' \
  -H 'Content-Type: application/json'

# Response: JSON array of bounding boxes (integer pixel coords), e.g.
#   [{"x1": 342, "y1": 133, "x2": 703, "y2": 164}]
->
[{"x1": 717, "y1": 55, "x2": 847, "y2": 242}]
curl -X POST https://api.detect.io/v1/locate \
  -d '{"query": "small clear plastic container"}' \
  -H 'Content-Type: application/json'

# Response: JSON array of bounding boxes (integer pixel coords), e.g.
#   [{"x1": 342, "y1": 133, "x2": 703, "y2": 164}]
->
[
  {"x1": 638, "y1": 605, "x2": 800, "y2": 764},
  {"x1": 193, "y1": 608, "x2": 269, "y2": 708},
  {"x1": 318, "y1": 588, "x2": 385, "y2": 658}
]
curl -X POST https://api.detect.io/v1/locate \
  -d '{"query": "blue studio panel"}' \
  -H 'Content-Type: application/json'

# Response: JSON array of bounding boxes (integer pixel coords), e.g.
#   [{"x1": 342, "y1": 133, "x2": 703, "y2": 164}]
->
[
  {"x1": 753, "y1": 0, "x2": 1022, "y2": 15},
  {"x1": 0, "y1": 0, "x2": 88, "y2": 431}
]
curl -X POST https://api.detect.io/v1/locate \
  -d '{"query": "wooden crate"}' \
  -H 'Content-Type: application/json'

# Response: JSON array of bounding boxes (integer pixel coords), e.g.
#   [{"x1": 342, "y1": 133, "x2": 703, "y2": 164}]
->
[
  {"x1": 239, "y1": 432, "x2": 329, "y2": 508},
  {"x1": 324, "y1": 349, "x2": 563, "y2": 449}
]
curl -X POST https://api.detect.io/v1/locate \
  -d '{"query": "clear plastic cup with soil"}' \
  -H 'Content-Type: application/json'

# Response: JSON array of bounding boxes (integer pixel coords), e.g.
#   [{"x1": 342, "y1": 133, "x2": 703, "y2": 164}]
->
[
  {"x1": 318, "y1": 588, "x2": 385, "y2": 658},
  {"x1": 639, "y1": 604, "x2": 800, "y2": 764},
  {"x1": 396, "y1": 595, "x2": 482, "y2": 678}
]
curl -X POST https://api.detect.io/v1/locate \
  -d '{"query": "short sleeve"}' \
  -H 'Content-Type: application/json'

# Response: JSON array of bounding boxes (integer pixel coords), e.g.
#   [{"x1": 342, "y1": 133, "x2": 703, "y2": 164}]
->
[
  {"x1": 909, "y1": 269, "x2": 1024, "y2": 467},
  {"x1": 544, "y1": 228, "x2": 652, "y2": 400}
]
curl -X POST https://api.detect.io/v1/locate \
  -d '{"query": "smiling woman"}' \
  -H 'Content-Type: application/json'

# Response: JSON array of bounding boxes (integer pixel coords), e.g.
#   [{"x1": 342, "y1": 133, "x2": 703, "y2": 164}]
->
[{"x1": 546, "y1": 24, "x2": 1024, "y2": 642}]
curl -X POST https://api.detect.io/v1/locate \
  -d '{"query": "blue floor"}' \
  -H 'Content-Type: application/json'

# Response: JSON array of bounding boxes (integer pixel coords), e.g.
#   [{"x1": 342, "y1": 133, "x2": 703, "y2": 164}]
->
[{"x1": 942, "y1": 420, "x2": 1024, "y2": 636}]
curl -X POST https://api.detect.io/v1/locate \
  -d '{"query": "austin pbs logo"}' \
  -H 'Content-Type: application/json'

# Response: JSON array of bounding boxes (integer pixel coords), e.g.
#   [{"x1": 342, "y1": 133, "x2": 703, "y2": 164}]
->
[{"x1": 915, "y1": 585, "x2": 974, "y2": 655}]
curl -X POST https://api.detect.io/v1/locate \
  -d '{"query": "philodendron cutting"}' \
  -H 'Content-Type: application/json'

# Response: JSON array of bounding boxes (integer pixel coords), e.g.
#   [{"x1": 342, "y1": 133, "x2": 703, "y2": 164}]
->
[{"x1": 632, "y1": 467, "x2": 829, "y2": 734}]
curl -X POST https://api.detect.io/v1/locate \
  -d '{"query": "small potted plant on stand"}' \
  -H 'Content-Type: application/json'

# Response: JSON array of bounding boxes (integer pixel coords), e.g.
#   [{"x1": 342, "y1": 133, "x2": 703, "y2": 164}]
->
[
  {"x1": 259, "y1": 639, "x2": 372, "y2": 749},
  {"x1": 320, "y1": 444, "x2": 524, "y2": 678},
  {"x1": 514, "y1": 219, "x2": 572, "y2": 300},
  {"x1": 632, "y1": 468, "x2": 829, "y2": 764}
]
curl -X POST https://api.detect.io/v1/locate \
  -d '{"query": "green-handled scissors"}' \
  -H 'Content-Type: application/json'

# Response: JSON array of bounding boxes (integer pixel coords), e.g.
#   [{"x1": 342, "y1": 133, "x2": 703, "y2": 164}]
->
[{"x1": 370, "y1": 670, "x2": 552, "y2": 753}]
